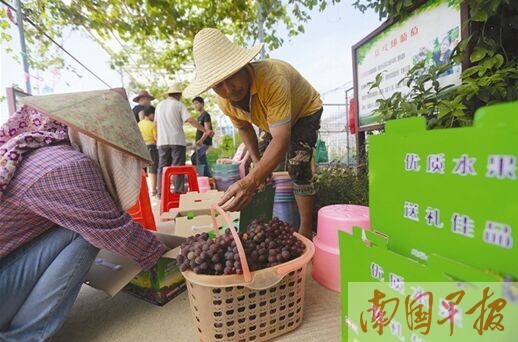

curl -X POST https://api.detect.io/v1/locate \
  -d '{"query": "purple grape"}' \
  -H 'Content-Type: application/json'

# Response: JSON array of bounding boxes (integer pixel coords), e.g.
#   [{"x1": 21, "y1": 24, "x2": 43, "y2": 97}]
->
[{"x1": 281, "y1": 250, "x2": 290, "y2": 260}]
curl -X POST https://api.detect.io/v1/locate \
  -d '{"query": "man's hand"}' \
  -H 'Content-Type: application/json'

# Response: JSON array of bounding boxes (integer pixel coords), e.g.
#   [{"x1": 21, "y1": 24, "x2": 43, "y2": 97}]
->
[
  {"x1": 218, "y1": 178, "x2": 257, "y2": 212},
  {"x1": 196, "y1": 140, "x2": 203, "y2": 147}
]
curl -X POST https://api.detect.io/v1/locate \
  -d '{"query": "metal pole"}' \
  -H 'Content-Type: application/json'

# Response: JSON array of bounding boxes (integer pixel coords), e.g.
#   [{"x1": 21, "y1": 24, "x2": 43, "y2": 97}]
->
[
  {"x1": 120, "y1": 68, "x2": 124, "y2": 88},
  {"x1": 15, "y1": 0, "x2": 31, "y2": 94},
  {"x1": 257, "y1": 2, "x2": 265, "y2": 59},
  {"x1": 345, "y1": 90, "x2": 350, "y2": 166}
]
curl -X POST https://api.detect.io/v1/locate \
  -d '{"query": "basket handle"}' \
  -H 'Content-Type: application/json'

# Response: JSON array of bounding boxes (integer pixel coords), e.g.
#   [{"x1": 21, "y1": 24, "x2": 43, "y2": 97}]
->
[
  {"x1": 275, "y1": 233, "x2": 315, "y2": 276},
  {"x1": 210, "y1": 205, "x2": 252, "y2": 283}
]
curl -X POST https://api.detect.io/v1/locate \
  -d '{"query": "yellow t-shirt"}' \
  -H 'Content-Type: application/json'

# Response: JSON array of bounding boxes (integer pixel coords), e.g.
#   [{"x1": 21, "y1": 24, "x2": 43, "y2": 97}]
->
[
  {"x1": 138, "y1": 119, "x2": 157, "y2": 144},
  {"x1": 216, "y1": 59, "x2": 323, "y2": 132}
]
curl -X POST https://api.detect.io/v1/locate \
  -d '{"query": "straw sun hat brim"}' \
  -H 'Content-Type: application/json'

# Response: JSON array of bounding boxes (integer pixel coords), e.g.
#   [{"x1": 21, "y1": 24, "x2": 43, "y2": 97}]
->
[
  {"x1": 162, "y1": 90, "x2": 182, "y2": 96},
  {"x1": 183, "y1": 43, "x2": 263, "y2": 98},
  {"x1": 132, "y1": 94, "x2": 155, "y2": 102}
]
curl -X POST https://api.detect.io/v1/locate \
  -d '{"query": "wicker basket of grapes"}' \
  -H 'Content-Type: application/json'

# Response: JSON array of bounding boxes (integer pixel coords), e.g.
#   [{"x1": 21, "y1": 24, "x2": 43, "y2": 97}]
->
[{"x1": 177, "y1": 205, "x2": 315, "y2": 342}]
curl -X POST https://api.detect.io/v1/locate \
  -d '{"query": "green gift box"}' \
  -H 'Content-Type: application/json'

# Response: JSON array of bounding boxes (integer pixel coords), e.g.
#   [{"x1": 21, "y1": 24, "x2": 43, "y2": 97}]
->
[
  {"x1": 124, "y1": 256, "x2": 186, "y2": 306},
  {"x1": 339, "y1": 228, "x2": 518, "y2": 341},
  {"x1": 85, "y1": 233, "x2": 186, "y2": 306},
  {"x1": 369, "y1": 102, "x2": 518, "y2": 278}
]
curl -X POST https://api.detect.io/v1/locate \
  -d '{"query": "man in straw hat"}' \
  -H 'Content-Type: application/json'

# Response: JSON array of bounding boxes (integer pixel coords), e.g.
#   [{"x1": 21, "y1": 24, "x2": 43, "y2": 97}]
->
[
  {"x1": 184, "y1": 28, "x2": 323, "y2": 239},
  {"x1": 0, "y1": 89, "x2": 168, "y2": 340},
  {"x1": 155, "y1": 83, "x2": 213, "y2": 198},
  {"x1": 132, "y1": 90, "x2": 155, "y2": 122}
]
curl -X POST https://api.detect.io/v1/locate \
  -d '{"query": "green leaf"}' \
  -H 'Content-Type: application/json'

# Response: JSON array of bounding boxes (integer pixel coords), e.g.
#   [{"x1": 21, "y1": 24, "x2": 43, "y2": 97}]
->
[
  {"x1": 493, "y1": 54, "x2": 504, "y2": 68},
  {"x1": 470, "y1": 47, "x2": 487, "y2": 63},
  {"x1": 438, "y1": 103, "x2": 452, "y2": 119},
  {"x1": 471, "y1": 10, "x2": 488, "y2": 22},
  {"x1": 462, "y1": 66, "x2": 481, "y2": 78}
]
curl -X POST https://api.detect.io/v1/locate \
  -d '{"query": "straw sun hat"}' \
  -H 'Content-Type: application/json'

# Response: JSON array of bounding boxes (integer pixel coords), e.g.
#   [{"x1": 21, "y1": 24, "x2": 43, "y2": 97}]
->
[
  {"x1": 132, "y1": 90, "x2": 155, "y2": 103},
  {"x1": 183, "y1": 28, "x2": 264, "y2": 98},
  {"x1": 163, "y1": 82, "x2": 184, "y2": 96}
]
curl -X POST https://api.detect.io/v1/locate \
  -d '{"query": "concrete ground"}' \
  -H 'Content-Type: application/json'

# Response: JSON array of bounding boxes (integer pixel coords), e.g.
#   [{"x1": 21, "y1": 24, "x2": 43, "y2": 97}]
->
[{"x1": 53, "y1": 185, "x2": 342, "y2": 342}]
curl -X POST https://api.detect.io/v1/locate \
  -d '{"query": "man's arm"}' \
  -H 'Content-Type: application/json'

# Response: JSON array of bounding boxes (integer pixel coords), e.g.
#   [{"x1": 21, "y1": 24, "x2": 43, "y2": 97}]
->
[
  {"x1": 219, "y1": 123, "x2": 290, "y2": 211},
  {"x1": 186, "y1": 117, "x2": 211, "y2": 135},
  {"x1": 236, "y1": 123, "x2": 260, "y2": 164},
  {"x1": 197, "y1": 121, "x2": 212, "y2": 146},
  {"x1": 248, "y1": 123, "x2": 290, "y2": 186}
]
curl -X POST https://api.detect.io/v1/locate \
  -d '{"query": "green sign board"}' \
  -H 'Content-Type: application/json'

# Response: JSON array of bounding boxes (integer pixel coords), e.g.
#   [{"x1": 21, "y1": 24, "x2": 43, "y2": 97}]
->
[
  {"x1": 369, "y1": 102, "x2": 518, "y2": 278},
  {"x1": 340, "y1": 229, "x2": 518, "y2": 341},
  {"x1": 353, "y1": 0, "x2": 463, "y2": 130}
]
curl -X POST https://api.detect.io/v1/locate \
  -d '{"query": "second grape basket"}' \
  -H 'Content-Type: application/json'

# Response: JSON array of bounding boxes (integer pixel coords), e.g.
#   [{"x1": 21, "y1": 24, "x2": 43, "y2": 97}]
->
[{"x1": 181, "y1": 204, "x2": 315, "y2": 342}]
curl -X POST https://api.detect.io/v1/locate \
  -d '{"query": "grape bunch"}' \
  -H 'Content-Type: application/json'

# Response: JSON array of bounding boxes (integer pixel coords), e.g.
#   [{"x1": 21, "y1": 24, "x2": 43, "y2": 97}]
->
[
  {"x1": 176, "y1": 230, "x2": 239, "y2": 275},
  {"x1": 176, "y1": 217, "x2": 305, "y2": 275},
  {"x1": 242, "y1": 217, "x2": 305, "y2": 271}
]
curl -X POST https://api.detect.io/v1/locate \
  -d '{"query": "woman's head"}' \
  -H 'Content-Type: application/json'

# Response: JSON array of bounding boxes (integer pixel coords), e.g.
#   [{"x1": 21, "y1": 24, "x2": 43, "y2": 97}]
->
[{"x1": 441, "y1": 37, "x2": 451, "y2": 54}]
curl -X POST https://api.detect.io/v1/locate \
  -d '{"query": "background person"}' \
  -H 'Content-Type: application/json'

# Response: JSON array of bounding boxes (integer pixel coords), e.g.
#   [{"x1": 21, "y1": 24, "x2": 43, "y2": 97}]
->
[
  {"x1": 190, "y1": 96, "x2": 213, "y2": 177},
  {"x1": 132, "y1": 90, "x2": 155, "y2": 122},
  {"x1": 138, "y1": 106, "x2": 159, "y2": 195},
  {"x1": 154, "y1": 83, "x2": 212, "y2": 198}
]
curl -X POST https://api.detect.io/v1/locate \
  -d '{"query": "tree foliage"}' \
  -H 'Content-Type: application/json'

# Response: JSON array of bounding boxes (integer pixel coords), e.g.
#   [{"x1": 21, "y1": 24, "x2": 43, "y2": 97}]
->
[
  {"x1": 354, "y1": 0, "x2": 518, "y2": 128},
  {"x1": 0, "y1": 0, "x2": 341, "y2": 91}
]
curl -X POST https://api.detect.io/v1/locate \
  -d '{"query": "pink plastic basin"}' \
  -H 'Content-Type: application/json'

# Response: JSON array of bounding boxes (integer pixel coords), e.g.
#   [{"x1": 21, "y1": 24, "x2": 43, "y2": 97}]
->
[
  {"x1": 312, "y1": 238, "x2": 341, "y2": 291},
  {"x1": 312, "y1": 204, "x2": 371, "y2": 292},
  {"x1": 316, "y1": 204, "x2": 370, "y2": 248}
]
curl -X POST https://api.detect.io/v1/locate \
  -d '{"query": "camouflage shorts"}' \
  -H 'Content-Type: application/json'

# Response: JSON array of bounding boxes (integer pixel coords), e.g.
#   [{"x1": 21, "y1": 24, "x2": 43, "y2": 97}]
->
[{"x1": 258, "y1": 108, "x2": 323, "y2": 196}]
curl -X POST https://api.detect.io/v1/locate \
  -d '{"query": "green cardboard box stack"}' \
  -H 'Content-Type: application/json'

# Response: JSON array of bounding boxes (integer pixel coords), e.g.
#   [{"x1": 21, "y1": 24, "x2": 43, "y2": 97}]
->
[
  {"x1": 85, "y1": 233, "x2": 186, "y2": 306},
  {"x1": 340, "y1": 102, "x2": 518, "y2": 341},
  {"x1": 124, "y1": 256, "x2": 186, "y2": 306}
]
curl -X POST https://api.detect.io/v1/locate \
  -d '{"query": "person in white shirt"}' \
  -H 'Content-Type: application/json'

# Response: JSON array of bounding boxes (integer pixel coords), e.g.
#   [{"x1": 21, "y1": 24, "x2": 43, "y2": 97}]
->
[{"x1": 154, "y1": 83, "x2": 212, "y2": 198}]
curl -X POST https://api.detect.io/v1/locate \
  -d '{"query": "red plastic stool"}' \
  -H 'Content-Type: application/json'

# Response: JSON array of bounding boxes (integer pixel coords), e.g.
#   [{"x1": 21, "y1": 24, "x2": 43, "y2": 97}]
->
[
  {"x1": 128, "y1": 171, "x2": 157, "y2": 231},
  {"x1": 160, "y1": 166, "x2": 199, "y2": 216}
]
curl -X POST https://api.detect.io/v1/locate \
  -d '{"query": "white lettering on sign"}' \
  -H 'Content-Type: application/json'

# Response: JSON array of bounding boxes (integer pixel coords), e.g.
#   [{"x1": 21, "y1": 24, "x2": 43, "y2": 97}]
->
[
  {"x1": 451, "y1": 213, "x2": 475, "y2": 238},
  {"x1": 345, "y1": 317, "x2": 359, "y2": 335},
  {"x1": 411, "y1": 248, "x2": 429, "y2": 261},
  {"x1": 483, "y1": 221, "x2": 513, "y2": 249},
  {"x1": 404, "y1": 202, "x2": 419, "y2": 221},
  {"x1": 410, "y1": 286, "x2": 430, "y2": 308},
  {"x1": 411, "y1": 333, "x2": 425, "y2": 342},
  {"x1": 452, "y1": 154, "x2": 477, "y2": 176},
  {"x1": 390, "y1": 319, "x2": 405, "y2": 341},
  {"x1": 425, "y1": 207, "x2": 444, "y2": 228},
  {"x1": 486, "y1": 155, "x2": 516, "y2": 180},
  {"x1": 405, "y1": 153, "x2": 421, "y2": 171},
  {"x1": 426, "y1": 154, "x2": 446, "y2": 174},
  {"x1": 438, "y1": 298, "x2": 464, "y2": 328},
  {"x1": 370, "y1": 262, "x2": 384, "y2": 281},
  {"x1": 389, "y1": 273, "x2": 405, "y2": 294}
]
